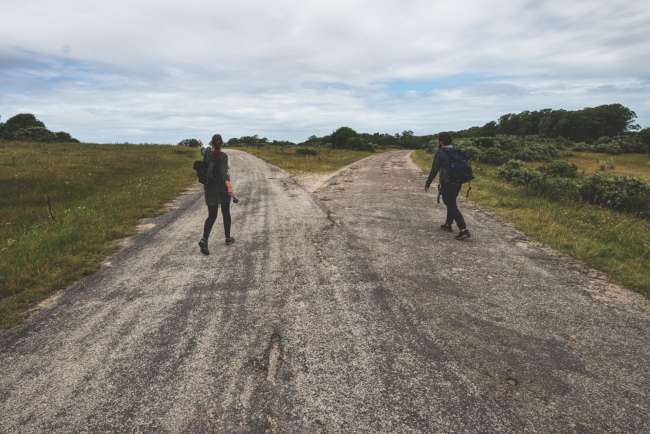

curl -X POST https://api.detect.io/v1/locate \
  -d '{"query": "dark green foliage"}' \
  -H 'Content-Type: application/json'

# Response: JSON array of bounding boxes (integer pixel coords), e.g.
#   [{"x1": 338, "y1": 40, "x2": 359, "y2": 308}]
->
[
  {"x1": 1, "y1": 113, "x2": 45, "y2": 135},
  {"x1": 54, "y1": 131, "x2": 78, "y2": 142},
  {"x1": 456, "y1": 104, "x2": 639, "y2": 143},
  {"x1": 473, "y1": 137, "x2": 496, "y2": 148},
  {"x1": 12, "y1": 126, "x2": 56, "y2": 142},
  {"x1": 580, "y1": 173, "x2": 650, "y2": 216},
  {"x1": 497, "y1": 160, "x2": 542, "y2": 184},
  {"x1": 460, "y1": 145, "x2": 483, "y2": 160},
  {"x1": 639, "y1": 128, "x2": 650, "y2": 151},
  {"x1": 460, "y1": 136, "x2": 559, "y2": 164},
  {"x1": 177, "y1": 138, "x2": 202, "y2": 147},
  {"x1": 541, "y1": 160, "x2": 578, "y2": 178},
  {"x1": 227, "y1": 135, "x2": 266, "y2": 147},
  {"x1": 573, "y1": 136, "x2": 644, "y2": 154},
  {"x1": 0, "y1": 113, "x2": 77, "y2": 142},
  {"x1": 295, "y1": 147, "x2": 319, "y2": 156},
  {"x1": 480, "y1": 148, "x2": 511, "y2": 165},
  {"x1": 331, "y1": 127, "x2": 358, "y2": 149},
  {"x1": 498, "y1": 160, "x2": 650, "y2": 217}
]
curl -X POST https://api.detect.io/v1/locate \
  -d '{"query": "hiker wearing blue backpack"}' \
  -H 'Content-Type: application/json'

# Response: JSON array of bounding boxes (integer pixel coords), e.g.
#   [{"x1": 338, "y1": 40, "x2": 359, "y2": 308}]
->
[{"x1": 425, "y1": 132, "x2": 472, "y2": 240}]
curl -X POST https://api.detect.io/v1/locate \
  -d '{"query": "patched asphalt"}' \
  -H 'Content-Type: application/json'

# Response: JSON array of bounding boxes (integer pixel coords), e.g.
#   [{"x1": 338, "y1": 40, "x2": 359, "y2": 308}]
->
[{"x1": 1, "y1": 150, "x2": 648, "y2": 433}]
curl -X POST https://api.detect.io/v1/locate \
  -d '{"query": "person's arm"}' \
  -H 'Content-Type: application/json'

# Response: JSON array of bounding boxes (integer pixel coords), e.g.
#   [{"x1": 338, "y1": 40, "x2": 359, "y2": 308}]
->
[
  {"x1": 425, "y1": 151, "x2": 441, "y2": 191},
  {"x1": 222, "y1": 155, "x2": 234, "y2": 197}
]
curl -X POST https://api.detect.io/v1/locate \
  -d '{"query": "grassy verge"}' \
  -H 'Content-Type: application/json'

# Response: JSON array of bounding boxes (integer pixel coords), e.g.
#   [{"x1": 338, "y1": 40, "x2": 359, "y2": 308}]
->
[
  {"x1": 0, "y1": 141, "x2": 199, "y2": 328},
  {"x1": 412, "y1": 149, "x2": 650, "y2": 298},
  {"x1": 230, "y1": 146, "x2": 379, "y2": 175}
]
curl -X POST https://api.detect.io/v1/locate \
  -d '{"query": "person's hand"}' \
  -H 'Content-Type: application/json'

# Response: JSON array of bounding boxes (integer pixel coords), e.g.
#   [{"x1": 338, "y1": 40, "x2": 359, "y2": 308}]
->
[
  {"x1": 227, "y1": 189, "x2": 235, "y2": 198},
  {"x1": 424, "y1": 183, "x2": 430, "y2": 192}
]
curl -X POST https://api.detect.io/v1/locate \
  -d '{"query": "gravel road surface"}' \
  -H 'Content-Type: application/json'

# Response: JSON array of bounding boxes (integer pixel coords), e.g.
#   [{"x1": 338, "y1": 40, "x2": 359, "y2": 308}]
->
[{"x1": 1, "y1": 150, "x2": 648, "y2": 433}]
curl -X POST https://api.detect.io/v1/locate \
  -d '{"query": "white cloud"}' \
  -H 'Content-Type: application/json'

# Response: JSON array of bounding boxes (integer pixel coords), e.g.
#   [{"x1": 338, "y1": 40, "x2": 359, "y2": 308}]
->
[{"x1": 1, "y1": 0, "x2": 649, "y2": 142}]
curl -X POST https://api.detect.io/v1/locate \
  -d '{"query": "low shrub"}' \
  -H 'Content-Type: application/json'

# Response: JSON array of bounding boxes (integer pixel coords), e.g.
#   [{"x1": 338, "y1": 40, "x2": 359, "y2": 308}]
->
[
  {"x1": 541, "y1": 160, "x2": 578, "y2": 178},
  {"x1": 11, "y1": 126, "x2": 57, "y2": 142},
  {"x1": 580, "y1": 173, "x2": 650, "y2": 216},
  {"x1": 177, "y1": 138, "x2": 202, "y2": 147},
  {"x1": 471, "y1": 137, "x2": 496, "y2": 148},
  {"x1": 497, "y1": 159, "x2": 526, "y2": 181},
  {"x1": 347, "y1": 137, "x2": 377, "y2": 152},
  {"x1": 572, "y1": 136, "x2": 645, "y2": 154},
  {"x1": 295, "y1": 147, "x2": 319, "y2": 156},
  {"x1": 481, "y1": 147, "x2": 511, "y2": 165},
  {"x1": 458, "y1": 145, "x2": 483, "y2": 160},
  {"x1": 529, "y1": 176, "x2": 581, "y2": 200}
]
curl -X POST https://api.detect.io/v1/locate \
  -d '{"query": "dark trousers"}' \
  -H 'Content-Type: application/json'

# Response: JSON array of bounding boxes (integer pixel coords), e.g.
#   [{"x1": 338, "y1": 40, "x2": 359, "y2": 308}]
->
[
  {"x1": 441, "y1": 183, "x2": 467, "y2": 230},
  {"x1": 203, "y1": 200, "x2": 231, "y2": 241}
]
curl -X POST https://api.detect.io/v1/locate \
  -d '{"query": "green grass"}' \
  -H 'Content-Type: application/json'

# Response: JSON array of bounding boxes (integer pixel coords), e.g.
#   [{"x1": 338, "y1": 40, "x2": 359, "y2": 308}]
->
[
  {"x1": 412, "y1": 149, "x2": 650, "y2": 298},
  {"x1": 0, "y1": 141, "x2": 200, "y2": 328},
  {"x1": 230, "y1": 146, "x2": 379, "y2": 175},
  {"x1": 565, "y1": 152, "x2": 650, "y2": 182}
]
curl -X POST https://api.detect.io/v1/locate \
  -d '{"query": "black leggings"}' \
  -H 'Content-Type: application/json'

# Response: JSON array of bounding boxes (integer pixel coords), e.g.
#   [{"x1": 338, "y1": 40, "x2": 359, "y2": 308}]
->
[
  {"x1": 441, "y1": 183, "x2": 467, "y2": 230},
  {"x1": 203, "y1": 201, "x2": 231, "y2": 241}
]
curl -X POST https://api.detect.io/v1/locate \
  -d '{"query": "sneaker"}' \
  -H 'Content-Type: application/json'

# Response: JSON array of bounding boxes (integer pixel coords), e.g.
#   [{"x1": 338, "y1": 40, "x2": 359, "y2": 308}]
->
[
  {"x1": 198, "y1": 238, "x2": 209, "y2": 255},
  {"x1": 455, "y1": 229, "x2": 471, "y2": 240},
  {"x1": 440, "y1": 224, "x2": 453, "y2": 232},
  {"x1": 225, "y1": 237, "x2": 235, "y2": 245}
]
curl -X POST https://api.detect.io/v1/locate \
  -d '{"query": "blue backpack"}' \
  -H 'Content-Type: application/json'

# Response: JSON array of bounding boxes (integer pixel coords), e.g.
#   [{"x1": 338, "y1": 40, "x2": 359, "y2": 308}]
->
[{"x1": 444, "y1": 148, "x2": 474, "y2": 184}]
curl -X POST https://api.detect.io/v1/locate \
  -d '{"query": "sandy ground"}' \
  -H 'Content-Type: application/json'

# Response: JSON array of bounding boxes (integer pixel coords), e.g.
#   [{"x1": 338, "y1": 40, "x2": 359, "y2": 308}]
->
[{"x1": 1, "y1": 150, "x2": 648, "y2": 433}]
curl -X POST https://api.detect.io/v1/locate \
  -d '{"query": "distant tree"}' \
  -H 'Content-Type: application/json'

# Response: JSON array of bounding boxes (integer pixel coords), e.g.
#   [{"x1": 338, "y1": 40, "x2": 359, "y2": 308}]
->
[
  {"x1": 331, "y1": 127, "x2": 358, "y2": 149},
  {"x1": 482, "y1": 121, "x2": 497, "y2": 136},
  {"x1": 177, "y1": 138, "x2": 202, "y2": 147},
  {"x1": 12, "y1": 126, "x2": 56, "y2": 142},
  {"x1": 0, "y1": 113, "x2": 77, "y2": 142},
  {"x1": 399, "y1": 130, "x2": 416, "y2": 148},
  {"x1": 54, "y1": 131, "x2": 78, "y2": 142},
  {"x1": 3, "y1": 113, "x2": 45, "y2": 133},
  {"x1": 638, "y1": 128, "x2": 650, "y2": 153}
]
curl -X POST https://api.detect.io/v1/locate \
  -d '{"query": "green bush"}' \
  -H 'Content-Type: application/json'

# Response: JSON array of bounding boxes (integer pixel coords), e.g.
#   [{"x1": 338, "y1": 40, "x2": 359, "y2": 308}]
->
[
  {"x1": 580, "y1": 173, "x2": 650, "y2": 216},
  {"x1": 295, "y1": 147, "x2": 319, "y2": 156},
  {"x1": 481, "y1": 147, "x2": 511, "y2": 165},
  {"x1": 471, "y1": 137, "x2": 496, "y2": 148},
  {"x1": 529, "y1": 176, "x2": 581, "y2": 200},
  {"x1": 541, "y1": 160, "x2": 578, "y2": 178},
  {"x1": 11, "y1": 126, "x2": 57, "y2": 142},
  {"x1": 497, "y1": 159, "x2": 526, "y2": 181},
  {"x1": 459, "y1": 145, "x2": 483, "y2": 160},
  {"x1": 497, "y1": 160, "x2": 544, "y2": 187},
  {"x1": 499, "y1": 162, "x2": 650, "y2": 216},
  {"x1": 347, "y1": 137, "x2": 377, "y2": 152},
  {"x1": 177, "y1": 138, "x2": 202, "y2": 147},
  {"x1": 498, "y1": 160, "x2": 583, "y2": 202},
  {"x1": 572, "y1": 136, "x2": 645, "y2": 154},
  {"x1": 54, "y1": 131, "x2": 78, "y2": 142}
]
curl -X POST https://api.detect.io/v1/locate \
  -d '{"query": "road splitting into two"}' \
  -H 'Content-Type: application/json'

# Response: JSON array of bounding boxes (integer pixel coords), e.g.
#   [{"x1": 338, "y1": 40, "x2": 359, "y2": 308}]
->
[{"x1": 0, "y1": 150, "x2": 649, "y2": 433}]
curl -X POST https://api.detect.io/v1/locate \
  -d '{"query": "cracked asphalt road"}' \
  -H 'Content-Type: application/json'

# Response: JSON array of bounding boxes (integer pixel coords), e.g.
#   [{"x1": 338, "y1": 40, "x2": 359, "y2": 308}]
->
[{"x1": 1, "y1": 150, "x2": 649, "y2": 433}]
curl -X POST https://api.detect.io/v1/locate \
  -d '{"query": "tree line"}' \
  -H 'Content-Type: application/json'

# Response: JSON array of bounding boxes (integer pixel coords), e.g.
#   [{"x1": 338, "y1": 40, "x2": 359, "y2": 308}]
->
[
  {"x1": 223, "y1": 104, "x2": 647, "y2": 152},
  {"x1": 456, "y1": 104, "x2": 640, "y2": 142}
]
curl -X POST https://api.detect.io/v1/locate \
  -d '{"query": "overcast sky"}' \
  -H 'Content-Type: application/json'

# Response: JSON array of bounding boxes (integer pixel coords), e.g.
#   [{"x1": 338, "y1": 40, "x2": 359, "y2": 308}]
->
[{"x1": 1, "y1": 0, "x2": 649, "y2": 143}]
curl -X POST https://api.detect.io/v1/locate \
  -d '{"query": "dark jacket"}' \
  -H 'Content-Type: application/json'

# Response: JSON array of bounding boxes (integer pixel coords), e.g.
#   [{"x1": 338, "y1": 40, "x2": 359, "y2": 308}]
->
[
  {"x1": 203, "y1": 150, "x2": 231, "y2": 205},
  {"x1": 426, "y1": 146, "x2": 454, "y2": 187}
]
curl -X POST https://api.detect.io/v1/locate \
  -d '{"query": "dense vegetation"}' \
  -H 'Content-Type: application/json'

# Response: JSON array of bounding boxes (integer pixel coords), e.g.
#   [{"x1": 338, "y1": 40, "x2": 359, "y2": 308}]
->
[
  {"x1": 455, "y1": 104, "x2": 643, "y2": 142},
  {"x1": 497, "y1": 160, "x2": 650, "y2": 217},
  {"x1": 0, "y1": 113, "x2": 78, "y2": 143},
  {"x1": 223, "y1": 104, "x2": 649, "y2": 156},
  {"x1": 0, "y1": 141, "x2": 198, "y2": 328},
  {"x1": 226, "y1": 127, "x2": 435, "y2": 151},
  {"x1": 177, "y1": 138, "x2": 202, "y2": 147}
]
